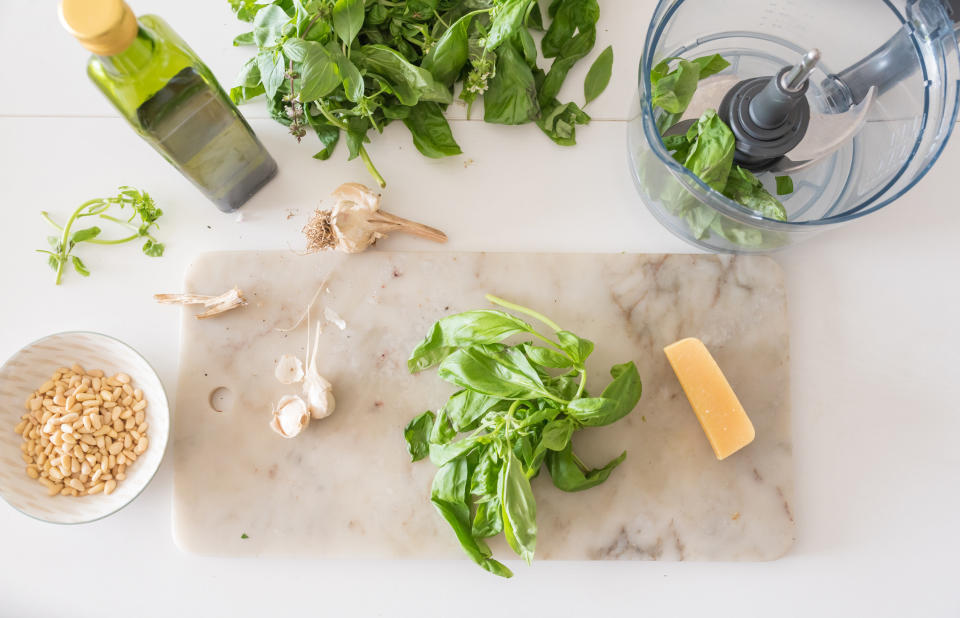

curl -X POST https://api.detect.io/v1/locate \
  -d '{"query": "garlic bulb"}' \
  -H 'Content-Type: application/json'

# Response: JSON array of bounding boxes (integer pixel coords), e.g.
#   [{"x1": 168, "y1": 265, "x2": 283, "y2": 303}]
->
[
  {"x1": 275, "y1": 354, "x2": 304, "y2": 384},
  {"x1": 269, "y1": 395, "x2": 310, "y2": 438},
  {"x1": 303, "y1": 182, "x2": 447, "y2": 254}
]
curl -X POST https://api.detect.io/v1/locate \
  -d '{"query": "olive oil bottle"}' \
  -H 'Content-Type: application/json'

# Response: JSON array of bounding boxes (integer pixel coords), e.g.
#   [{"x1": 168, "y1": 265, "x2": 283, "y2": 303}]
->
[{"x1": 59, "y1": 0, "x2": 277, "y2": 212}]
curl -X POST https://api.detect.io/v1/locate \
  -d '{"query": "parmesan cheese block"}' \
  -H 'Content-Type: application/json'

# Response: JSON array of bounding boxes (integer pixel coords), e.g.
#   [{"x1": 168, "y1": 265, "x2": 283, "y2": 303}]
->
[{"x1": 664, "y1": 337, "x2": 755, "y2": 460}]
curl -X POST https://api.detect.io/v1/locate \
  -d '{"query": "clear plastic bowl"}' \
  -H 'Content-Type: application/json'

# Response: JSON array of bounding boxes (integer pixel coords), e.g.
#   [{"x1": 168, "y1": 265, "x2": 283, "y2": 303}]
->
[{"x1": 628, "y1": 0, "x2": 960, "y2": 252}]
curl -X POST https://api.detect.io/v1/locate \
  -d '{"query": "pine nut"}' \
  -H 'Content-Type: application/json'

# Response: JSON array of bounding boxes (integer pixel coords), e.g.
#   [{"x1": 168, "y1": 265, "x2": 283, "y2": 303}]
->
[{"x1": 19, "y1": 367, "x2": 149, "y2": 498}]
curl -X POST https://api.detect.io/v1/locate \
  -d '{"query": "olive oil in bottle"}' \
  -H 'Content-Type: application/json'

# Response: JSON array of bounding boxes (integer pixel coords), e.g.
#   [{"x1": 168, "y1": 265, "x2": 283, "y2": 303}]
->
[{"x1": 60, "y1": 0, "x2": 277, "y2": 212}]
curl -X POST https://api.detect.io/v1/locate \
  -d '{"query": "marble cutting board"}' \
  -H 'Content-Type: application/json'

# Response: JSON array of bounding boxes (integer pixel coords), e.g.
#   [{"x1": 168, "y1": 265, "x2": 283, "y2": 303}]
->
[{"x1": 172, "y1": 251, "x2": 794, "y2": 561}]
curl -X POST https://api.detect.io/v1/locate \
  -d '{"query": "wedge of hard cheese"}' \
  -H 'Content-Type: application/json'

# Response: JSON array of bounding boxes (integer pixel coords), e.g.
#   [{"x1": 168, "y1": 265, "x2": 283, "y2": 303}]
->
[{"x1": 664, "y1": 337, "x2": 755, "y2": 460}]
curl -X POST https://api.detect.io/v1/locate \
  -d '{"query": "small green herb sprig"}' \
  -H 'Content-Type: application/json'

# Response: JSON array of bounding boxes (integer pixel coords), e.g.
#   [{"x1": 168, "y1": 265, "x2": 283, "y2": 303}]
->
[
  {"x1": 403, "y1": 294, "x2": 642, "y2": 577},
  {"x1": 38, "y1": 187, "x2": 165, "y2": 285}
]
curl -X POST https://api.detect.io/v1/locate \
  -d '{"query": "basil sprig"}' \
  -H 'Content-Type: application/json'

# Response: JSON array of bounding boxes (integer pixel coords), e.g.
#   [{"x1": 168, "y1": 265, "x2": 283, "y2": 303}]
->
[{"x1": 403, "y1": 294, "x2": 642, "y2": 577}]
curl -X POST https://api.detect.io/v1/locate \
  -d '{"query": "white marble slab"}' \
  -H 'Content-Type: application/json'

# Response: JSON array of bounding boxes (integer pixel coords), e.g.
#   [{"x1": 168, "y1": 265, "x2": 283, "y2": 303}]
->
[{"x1": 173, "y1": 251, "x2": 794, "y2": 561}]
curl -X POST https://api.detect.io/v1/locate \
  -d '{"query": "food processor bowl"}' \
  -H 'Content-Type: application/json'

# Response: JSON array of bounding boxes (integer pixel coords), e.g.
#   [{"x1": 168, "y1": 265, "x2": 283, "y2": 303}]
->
[{"x1": 628, "y1": 0, "x2": 960, "y2": 252}]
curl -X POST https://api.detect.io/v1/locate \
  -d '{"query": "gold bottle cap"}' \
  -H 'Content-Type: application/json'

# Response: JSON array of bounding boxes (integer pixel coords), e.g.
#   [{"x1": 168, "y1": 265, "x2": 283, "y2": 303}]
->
[{"x1": 59, "y1": 0, "x2": 139, "y2": 56}]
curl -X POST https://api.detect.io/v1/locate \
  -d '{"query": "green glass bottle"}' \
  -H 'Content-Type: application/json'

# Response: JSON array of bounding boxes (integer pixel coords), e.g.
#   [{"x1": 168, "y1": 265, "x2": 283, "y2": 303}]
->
[{"x1": 60, "y1": 0, "x2": 277, "y2": 212}]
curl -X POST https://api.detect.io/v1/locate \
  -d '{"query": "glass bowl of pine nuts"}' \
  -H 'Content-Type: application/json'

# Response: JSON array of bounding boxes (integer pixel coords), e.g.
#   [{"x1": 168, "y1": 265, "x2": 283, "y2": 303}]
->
[{"x1": 0, "y1": 332, "x2": 169, "y2": 524}]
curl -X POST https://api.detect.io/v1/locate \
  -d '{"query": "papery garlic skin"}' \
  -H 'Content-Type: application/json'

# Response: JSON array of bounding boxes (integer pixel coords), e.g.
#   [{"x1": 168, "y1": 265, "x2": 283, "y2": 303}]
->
[
  {"x1": 324, "y1": 307, "x2": 347, "y2": 330},
  {"x1": 270, "y1": 395, "x2": 311, "y2": 438},
  {"x1": 275, "y1": 354, "x2": 305, "y2": 384}
]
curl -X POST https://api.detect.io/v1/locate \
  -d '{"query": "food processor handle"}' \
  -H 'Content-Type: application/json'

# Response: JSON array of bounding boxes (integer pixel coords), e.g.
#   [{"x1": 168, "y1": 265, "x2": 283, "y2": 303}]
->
[{"x1": 825, "y1": 0, "x2": 960, "y2": 110}]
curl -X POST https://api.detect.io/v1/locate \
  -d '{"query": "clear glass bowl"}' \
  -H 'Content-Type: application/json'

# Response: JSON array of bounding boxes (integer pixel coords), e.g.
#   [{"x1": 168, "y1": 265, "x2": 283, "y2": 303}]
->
[{"x1": 628, "y1": 0, "x2": 960, "y2": 252}]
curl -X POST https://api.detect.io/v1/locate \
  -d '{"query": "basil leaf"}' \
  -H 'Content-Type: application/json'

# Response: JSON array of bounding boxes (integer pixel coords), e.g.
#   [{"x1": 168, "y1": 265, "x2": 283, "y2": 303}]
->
[
  {"x1": 472, "y1": 496, "x2": 503, "y2": 538},
  {"x1": 484, "y1": 38, "x2": 539, "y2": 125},
  {"x1": 583, "y1": 44, "x2": 613, "y2": 105},
  {"x1": 723, "y1": 166, "x2": 788, "y2": 221},
  {"x1": 538, "y1": 25, "x2": 596, "y2": 107},
  {"x1": 565, "y1": 361, "x2": 641, "y2": 426},
  {"x1": 444, "y1": 390, "x2": 502, "y2": 431},
  {"x1": 142, "y1": 239, "x2": 165, "y2": 257},
  {"x1": 431, "y1": 458, "x2": 514, "y2": 578},
  {"x1": 229, "y1": 0, "x2": 265, "y2": 23},
  {"x1": 336, "y1": 55, "x2": 365, "y2": 102},
  {"x1": 70, "y1": 226, "x2": 101, "y2": 244},
  {"x1": 403, "y1": 411, "x2": 434, "y2": 461},
  {"x1": 343, "y1": 116, "x2": 370, "y2": 161},
  {"x1": 430, "y1": 406, "x2": 457, "y2": 445},
  {"x1": 429, "y1": 435, "x2": 483, "y2": 467},
  {"x1": 521, "y1": 344, "x2": 572, "y2": 369},
  {"x1": 485, "y1": 0, "x2": 534, "y2": 52},
  {"x1": 332, "y1": 0, "x2": 365, "y2": 46},
  {"x1": 408, "y1": 310, "x2": 532, "y2": 373},
  {"x1": 403, "y1": 102, "x2": 462, "y2": 158},
  {"x1": 71, "y1": 256, "x2": 90, "y2": 277},
  {"x1": 230, "y1": 84, "x2": 266, "y2": 104},
  {"x1": 352, "y1": 45, "x2": 453, "y2": 105},
  {"x1": 684, "y1": 109, "x2": 735, "y2": 193},
  {"x1": 422, "y1": 13, "x2": 473, "y2": 85},
  {"x1": 546, "y1": 444, "x2": 626, "y2": 492},
  {"x1": 438, "y1": 345, "x2": 554, "y2": 401},
  {"x1": 651, "y1": 59, "x2": 700, "y2": 114},
  {"x1": 542, "y1": 0, "x2": 599, "y2": 59},
  {"x1": 308, "y1": 116, "x2": 341, "y2": 160},
  {"x1": 499, "y1": 450, "x2": 537, "y2": 563},
  {"x1": 257, "y1": 51, "x2": 285, "y2": 98},
  {"x1": 253, "y1": 4, "x2": 288, "y2": 28},
  {"x1": 233, "y1": 31, "x2": 256, "y2": 46},
  {"x1": 555, "y1": 331, "x2": 593, "y2": 366},
  {"x1": 470, "y1": 446, "x2": 501, "y2": 498},
  {"x1": 235, "y1": 56, "x2": 261, "y2": 87},
  {"x1": 535, "y1": 98, "x2": 590, "y2": 146},
  {"x1": 775, "y1": 175, "x2": 794, "y2": 196},
  {"x1": 281, "y1": 38, "x2": 312, "y2": 62},
  {"x1": 691, "y1": 53, "x2": 730, "y2": 80},
  {"x1": 299, "y1": 46, "x2": 340, "y2": 101}
]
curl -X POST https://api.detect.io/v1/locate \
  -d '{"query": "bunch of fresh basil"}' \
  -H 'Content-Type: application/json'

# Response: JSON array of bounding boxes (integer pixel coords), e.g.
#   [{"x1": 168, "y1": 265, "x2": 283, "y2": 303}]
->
[
  {"x1": 403, "y1": 295, "x2": 642, "y2": 577},
  {"x1": 651, "y1": 55, "x2": 792, "y2": 244},
  {"x1": 228, "y1": 0, "x2": 614, "y2": 187}
]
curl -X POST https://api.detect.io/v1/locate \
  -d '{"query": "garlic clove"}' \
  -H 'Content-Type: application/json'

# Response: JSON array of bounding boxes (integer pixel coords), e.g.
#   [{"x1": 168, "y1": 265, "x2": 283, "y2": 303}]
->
[
  {"x1": 304, "y1": 375, "x2": 335, "y2": 419},
  {"x1": 275, "y1": 354, "x2": 305, "y2": 384},
  {"x1": 324, "y1": 307, "x2": 346, "y2": 331},
  {"x1": 270, "y1": 395, "x2": 310, "y2": 438}
]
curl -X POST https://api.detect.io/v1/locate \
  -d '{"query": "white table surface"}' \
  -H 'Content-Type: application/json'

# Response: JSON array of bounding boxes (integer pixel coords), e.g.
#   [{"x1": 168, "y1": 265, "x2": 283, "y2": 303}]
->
[{"x1": 1, "y1": 1, "x2": 958, "y2": 616}]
